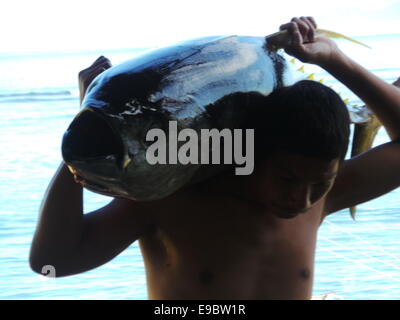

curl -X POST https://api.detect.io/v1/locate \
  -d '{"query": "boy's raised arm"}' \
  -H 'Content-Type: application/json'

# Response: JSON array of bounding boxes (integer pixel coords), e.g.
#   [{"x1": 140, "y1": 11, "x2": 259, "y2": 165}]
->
[
  {"x1": 275, "y1": 16, "x2": 400, "y2": 141},
  {"x1": 30, "y1": 162, "x2": 84, "y2": 275},
  {"x1": 273, "y1": 17, "x2": 400, "y2": 215},
  {"x1": 30, "y1": 57, "x2": 156, "y2": 277},
  {"x1": 320, "y1": 51, "x2": 400, "y2": 141},
  {"x1": 30, "y1": 162, "x2": 154, "y2": 277}
]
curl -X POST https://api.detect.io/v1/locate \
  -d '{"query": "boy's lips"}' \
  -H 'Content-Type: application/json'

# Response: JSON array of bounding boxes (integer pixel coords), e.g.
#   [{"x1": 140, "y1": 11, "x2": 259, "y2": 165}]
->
[{"x1": 272, "y1": 204, "x2": 310, "y2": 217}]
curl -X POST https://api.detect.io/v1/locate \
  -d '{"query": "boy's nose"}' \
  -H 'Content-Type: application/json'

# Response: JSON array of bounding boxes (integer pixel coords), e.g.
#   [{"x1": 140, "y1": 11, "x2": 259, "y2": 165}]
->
[{"x1": 287, "y1": 184, "x2": 312, "y2": 212}]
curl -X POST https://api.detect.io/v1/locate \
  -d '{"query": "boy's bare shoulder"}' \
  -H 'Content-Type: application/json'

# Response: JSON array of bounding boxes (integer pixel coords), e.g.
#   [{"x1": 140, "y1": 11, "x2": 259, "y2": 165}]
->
[{"x1": 83, "y1": 197, "x2": 164, "y2": 240}]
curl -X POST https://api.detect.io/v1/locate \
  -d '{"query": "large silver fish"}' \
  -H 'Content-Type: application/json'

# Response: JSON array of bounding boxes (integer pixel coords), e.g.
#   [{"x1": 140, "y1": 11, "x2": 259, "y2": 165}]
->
[
  {"x1": 62, "y1": 35, "x2": 298, "y2": 200},
  {"x1": 62, "y1": 32, "x2": 372, "y2": 202}
]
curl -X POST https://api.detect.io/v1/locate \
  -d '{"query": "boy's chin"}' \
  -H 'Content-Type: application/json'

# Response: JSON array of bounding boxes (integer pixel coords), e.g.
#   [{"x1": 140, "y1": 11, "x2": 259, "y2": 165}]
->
[
  {"x1": 275, "y1": 212, "x2": 300, "y2": 219},
  {"x1": 270, "y1": 204, "x2": 306, "y2": 219}
]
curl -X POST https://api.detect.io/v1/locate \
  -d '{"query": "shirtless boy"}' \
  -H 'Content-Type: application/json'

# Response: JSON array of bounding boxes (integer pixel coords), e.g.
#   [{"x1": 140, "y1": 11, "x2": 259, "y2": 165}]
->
[{"x1": 30, "y1": 17, "x2": 400, "y2": 299}]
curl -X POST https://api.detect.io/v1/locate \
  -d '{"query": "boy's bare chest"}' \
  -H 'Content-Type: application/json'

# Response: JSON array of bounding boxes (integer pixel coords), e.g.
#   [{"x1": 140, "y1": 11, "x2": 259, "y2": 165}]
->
[{"x1": 139, "y1": 191, "x2": 322, "y2": 299}]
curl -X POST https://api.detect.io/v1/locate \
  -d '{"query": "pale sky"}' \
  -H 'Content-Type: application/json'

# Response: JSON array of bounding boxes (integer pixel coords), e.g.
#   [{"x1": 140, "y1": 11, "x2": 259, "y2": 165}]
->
[{"x1": 2, "y1": 0, "x2": 399, "y2": 53}]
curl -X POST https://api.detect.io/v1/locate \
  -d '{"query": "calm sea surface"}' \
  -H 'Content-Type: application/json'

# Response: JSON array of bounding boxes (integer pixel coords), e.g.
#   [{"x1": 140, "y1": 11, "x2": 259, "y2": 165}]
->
[{"x1": 1, "y1": 34, "x2": 399, "y2": 300}]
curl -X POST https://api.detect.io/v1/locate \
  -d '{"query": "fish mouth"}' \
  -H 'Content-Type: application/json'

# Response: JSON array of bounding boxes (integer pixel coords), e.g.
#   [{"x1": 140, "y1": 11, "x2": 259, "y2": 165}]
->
[
  {"x1": 62, "y1": 107, "x2": 125, "y2": 178},
  {"x1": 63, "y1": 107, "x2": 124, "y2": 163},
  {"x1": 73, "y1": 169, "x2": 110, "y2": 192}
]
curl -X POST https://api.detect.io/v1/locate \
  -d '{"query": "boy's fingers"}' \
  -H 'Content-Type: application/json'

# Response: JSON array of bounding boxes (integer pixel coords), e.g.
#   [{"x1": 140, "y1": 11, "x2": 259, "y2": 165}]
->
[
  {"x1": 81, "y1": 59, "x2": 111, "y2": 78},
  {"x1": 279, "y1": 21, "x2": 304, "y2": 48},
  {"x1": 91, "y1": 66, "x2": 106, "y2": 77},
  {"x1": 278, "y1": 16, "x2": 318, "y2": 62},
  {"x1": 307, "y1": 16, "x2": 317, "y2": 29},
  {"x1": 92, "y1": 56, "x2": 111, "y2": 67},
  {"x1": 101, "y1": 57, "x2": 111, "y2": 66},
  {"x1": 279, "y1": 23, "x2": 291, "y2": 31},
  {"x1": 289, "y1": 22, "x2": 303, "y2": 46},
  {"x1": 279, "y1": 17, "x2": 317, "y2": 42},
  {"x1": 293, "y1": 29, "x2": 303, "y2": 47},
  {"x1": 91, "y1": 56, "x2": 105, "y2": 66},
  {"x1": 279, "y1": 22, "x2": 296, "y2": 33},
  {"x1": 98, "y1": 60, "x2": 112, "y2": 69},
  {"x1": 299, "y1": 16, "x2": 316, "y2": 42},
  {"x1": 291, "y1": 17, "x2": 311, "y2": 42}
]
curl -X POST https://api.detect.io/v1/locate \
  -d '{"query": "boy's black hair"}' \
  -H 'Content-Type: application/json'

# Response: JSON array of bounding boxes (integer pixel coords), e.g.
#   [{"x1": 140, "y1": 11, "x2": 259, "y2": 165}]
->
[{"x1": 247, "y1": 80, "x2": 351, "y2": 162}]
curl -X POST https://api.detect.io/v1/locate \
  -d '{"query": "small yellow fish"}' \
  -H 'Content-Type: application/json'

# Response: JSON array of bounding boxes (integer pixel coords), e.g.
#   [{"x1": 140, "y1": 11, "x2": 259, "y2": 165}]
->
[{"x1": 350, "y1": 113, "x2": 382, "y2": 219}]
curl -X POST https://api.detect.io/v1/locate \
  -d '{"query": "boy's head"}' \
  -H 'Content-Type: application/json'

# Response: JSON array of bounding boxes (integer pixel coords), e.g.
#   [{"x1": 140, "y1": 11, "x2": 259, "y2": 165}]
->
[
  {"x1": 251, "y1": 80, "x2": 350, "y2": 162},
  {"x1": 246, "y1": 80, "x2": 350, "y2": 218}
]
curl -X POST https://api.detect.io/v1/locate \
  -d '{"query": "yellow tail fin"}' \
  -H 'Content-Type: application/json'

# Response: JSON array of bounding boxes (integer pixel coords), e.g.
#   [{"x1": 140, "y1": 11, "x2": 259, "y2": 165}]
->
[
  {"x1": 316, "y1": 29, "x2": 371, "y2": 49},
  {"x1": 266, "y1": 28, "x2": 371, "y2": 50}
]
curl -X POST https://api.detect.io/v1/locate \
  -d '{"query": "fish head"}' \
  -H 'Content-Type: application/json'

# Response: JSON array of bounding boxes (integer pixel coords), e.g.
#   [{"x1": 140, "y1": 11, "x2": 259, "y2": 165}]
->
[
  {"x1": 63, "y1": 60, "x2": 179, "y2": 199},
  {"x1": 61, "y1": 93, "x2": 172, "y2": 200}
]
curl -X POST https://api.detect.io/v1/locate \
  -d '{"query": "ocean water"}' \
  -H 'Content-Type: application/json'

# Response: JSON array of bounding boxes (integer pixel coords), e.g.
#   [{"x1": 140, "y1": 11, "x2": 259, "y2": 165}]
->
[{"x1": 1, "y1": 34, "x2": 400, "y2": 300}]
